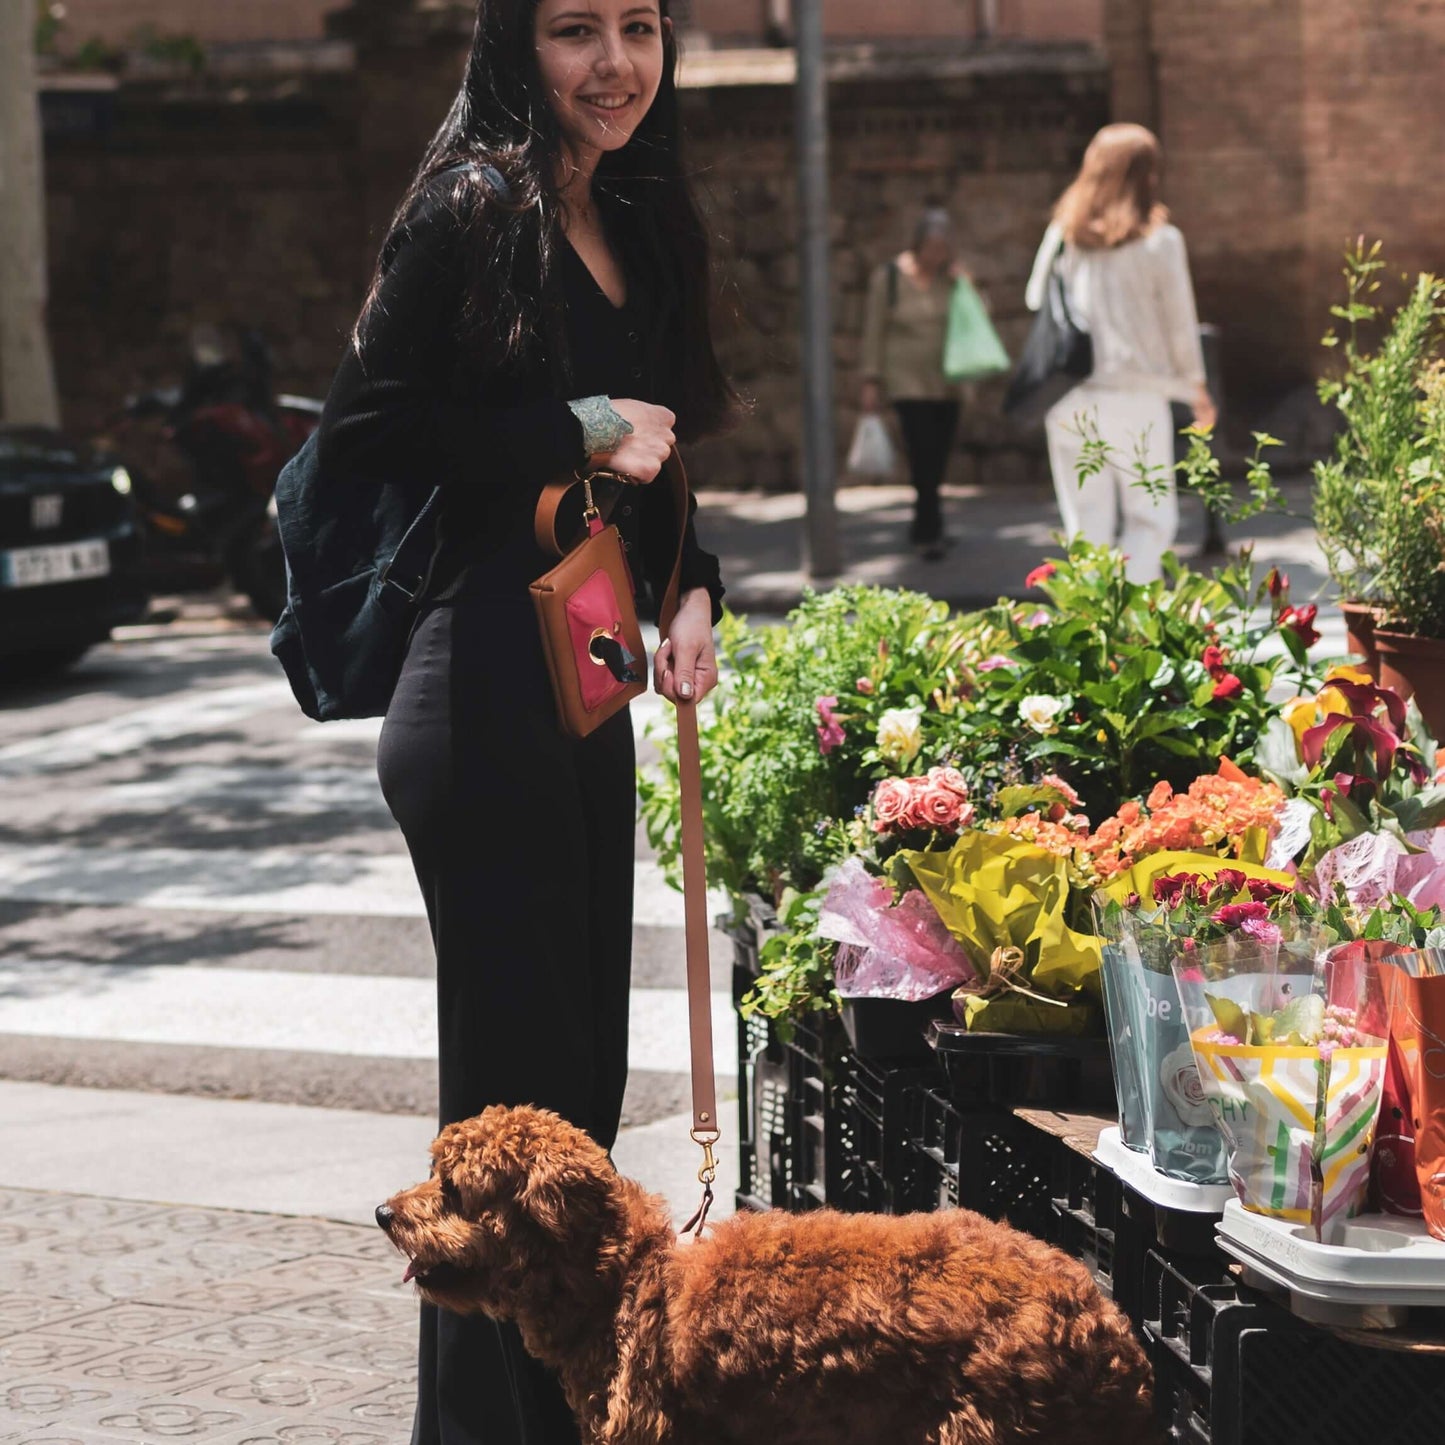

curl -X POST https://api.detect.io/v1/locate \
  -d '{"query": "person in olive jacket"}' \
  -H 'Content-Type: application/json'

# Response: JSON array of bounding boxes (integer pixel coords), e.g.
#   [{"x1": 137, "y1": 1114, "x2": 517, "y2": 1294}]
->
[{"x1": 313, "y1": 2, "x2": 732, "y2": 1441}]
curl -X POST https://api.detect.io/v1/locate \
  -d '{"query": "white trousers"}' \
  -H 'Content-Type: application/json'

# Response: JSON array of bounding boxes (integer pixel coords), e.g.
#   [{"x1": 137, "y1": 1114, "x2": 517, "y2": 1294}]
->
[{"x1": 1044, "y1": 384, "x2": 1178, "y2": 584}]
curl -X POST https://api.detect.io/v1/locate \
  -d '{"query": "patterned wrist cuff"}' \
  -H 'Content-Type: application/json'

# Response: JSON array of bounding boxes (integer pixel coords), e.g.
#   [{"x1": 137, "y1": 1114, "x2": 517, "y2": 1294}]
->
[{"x1": 568, "y1": 395, "x2": 634, "y2": 455}]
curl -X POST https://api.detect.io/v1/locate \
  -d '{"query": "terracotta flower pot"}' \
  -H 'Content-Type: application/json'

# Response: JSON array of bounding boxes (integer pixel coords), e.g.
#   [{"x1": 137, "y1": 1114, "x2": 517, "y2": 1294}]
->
[
  {"x1": 1339, "y1": 600, "x2": 1382, "y2": 680},
  {"x1": 1374, "y1": 628, "x2": 1445, "y2": 741}
]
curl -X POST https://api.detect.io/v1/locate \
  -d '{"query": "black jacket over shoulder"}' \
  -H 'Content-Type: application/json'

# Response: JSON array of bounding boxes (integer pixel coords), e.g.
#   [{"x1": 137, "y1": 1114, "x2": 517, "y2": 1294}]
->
[{"x1": 314, "y1": 174, "x2": 724, "y2": 619}]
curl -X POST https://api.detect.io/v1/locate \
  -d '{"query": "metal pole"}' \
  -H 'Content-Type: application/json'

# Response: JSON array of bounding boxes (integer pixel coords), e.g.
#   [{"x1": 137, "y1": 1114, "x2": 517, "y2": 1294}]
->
[{"x1": 793, "y1": 0, "x2": 840, "y2": 580}]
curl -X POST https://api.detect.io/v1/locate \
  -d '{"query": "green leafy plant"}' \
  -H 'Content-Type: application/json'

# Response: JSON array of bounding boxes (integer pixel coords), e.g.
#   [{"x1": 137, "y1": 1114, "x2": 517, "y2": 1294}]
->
[
  {"x1": 951, "y1": 540, "x2": 1315, "y2": 822},
  {"x1": 1314, "y1": 245, "x2": 1444, "y2": 606},
  {"x1": 640, "y1": 586, "x2": 990, "y2": 903},
  {"x1": 736, "y1": 889, "x2": 840, "y2": 1033}
]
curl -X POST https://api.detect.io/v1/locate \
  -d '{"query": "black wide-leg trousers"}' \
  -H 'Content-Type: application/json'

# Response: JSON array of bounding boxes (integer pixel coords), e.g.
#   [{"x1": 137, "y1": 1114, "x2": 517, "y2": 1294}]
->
[
  {"x1": 893, "y1": 398, "x2": 960, "y2": 546},
  {"x1": 377, "y1": 594, "x2": 636, "y2": 1445}
]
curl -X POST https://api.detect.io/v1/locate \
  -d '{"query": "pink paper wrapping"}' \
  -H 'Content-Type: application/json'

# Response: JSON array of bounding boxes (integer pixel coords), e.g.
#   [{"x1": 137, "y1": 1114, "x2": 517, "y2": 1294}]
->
[{"x1": 819, "y1": 857, "x2": 976, "y2": 1001}]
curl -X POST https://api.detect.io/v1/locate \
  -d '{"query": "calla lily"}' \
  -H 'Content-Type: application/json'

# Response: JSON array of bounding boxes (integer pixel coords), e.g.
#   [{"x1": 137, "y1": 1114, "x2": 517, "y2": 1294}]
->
[
  {"x1": 1324, "y1": 663, "x2": 1375, "y2": 686},
  {"x1": 1325, "y1": 678, "x2": 1408, "y2": 733},
  {"x1": 1300, "y1": 712, "x2": 1402, "y2": 776}
]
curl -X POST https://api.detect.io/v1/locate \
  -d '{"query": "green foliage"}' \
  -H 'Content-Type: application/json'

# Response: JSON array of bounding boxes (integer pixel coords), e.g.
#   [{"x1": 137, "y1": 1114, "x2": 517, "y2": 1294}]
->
[
  {"x1": 640, "y1": 586, "x2": 983, "y2": 901},
  {"x1": 952, "y1": 540, "x2": 1311, "y2": 822},
  {"x1": 1313, "y1": 245, "x2": 1445, "y2": 616},
  {"x1": 736, "y1": 889, "x2": 841, "y2": 1032}
]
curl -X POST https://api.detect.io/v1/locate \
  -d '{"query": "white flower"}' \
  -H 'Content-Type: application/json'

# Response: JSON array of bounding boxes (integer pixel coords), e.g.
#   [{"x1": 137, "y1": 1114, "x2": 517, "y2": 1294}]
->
[
  {"x1": 876, "y1": 707, "x2": 923, "y2": 766},
  {"x1": 1018, "y1": 694, "x2": 1067, "y2": 736},
  {"x1": 1159, "y1": 1042, "x2": 1215, "y2": 1128}
]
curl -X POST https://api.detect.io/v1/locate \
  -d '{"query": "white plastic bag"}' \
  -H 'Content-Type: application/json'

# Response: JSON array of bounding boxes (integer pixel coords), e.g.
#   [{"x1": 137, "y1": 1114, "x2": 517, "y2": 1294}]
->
[{"x1": 846, "y1": 413, "x2": 896, "y2": 477}]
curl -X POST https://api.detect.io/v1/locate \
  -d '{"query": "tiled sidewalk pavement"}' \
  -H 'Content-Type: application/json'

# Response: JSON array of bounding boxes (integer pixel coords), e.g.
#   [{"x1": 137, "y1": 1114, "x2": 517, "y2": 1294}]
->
[{"x1": 0, "y1": 1187, "x2": 417, "y2": 1445}]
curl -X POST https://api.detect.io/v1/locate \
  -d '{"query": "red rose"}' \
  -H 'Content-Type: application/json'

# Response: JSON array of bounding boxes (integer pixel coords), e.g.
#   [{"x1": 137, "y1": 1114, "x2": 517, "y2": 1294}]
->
[
  {"x1": 1153, "y1": 871, "x2": 1203, "y2": 908},
  {"x1": 1201, "y1": 644, "x2": 1228, "y2": 677},
  {"x1": 1213, "y1": 867, "x2": 1248, "y2": 898},
  {"x1": 1212, "y1": 672, "x2": 1244, "y2": 701},
  {"x1": 1025, "y1": 562, "x2": 1057, "y2": 589},
  {"x1": 871, "y1": 777, "x2": 913, "y2": 832},
  {"x1": 1266, "y1": 567, "x2": 1289, "y2": 600},
  {"x1": 1212, "y1": 901, "x2": 1270, "y2": 929},
  {"x1": 1280, "y1": 603, "x2": 1321, "y2": 647},
  {"x1": 1246, "y1": 877, "x2": 1292, "y2": 902}
]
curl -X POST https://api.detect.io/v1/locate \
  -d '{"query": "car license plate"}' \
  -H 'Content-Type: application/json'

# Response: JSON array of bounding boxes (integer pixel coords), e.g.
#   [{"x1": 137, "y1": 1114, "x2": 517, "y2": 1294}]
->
[{"x1": 1, "y1": 539, "x2": 111, "y2": 589}]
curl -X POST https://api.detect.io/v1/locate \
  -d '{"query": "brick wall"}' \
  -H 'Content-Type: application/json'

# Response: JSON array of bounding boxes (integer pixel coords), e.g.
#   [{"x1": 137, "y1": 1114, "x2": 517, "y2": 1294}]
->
[
  {"x1": 50, "y1": 0, "x2": 336, "y2": 47},
  {"x1": 1105, "y1": 0, "x2": 1445, "y2": 400},
  {"x1": 694, "y1": 0, "x2": 1103, "y2": 43},
  {"x1": 42, "y1": 32, "x2": 1105, "y2": 490}
]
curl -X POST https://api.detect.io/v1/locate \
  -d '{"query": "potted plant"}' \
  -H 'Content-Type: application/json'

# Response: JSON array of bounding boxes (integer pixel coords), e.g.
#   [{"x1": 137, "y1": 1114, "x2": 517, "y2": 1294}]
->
[
  {"x1": 1372, "y1": 357, "x2": 1445, "y2": 729},
  {"x1": 1311, "y1": 246, "x2": 1445, "y2": 681}
]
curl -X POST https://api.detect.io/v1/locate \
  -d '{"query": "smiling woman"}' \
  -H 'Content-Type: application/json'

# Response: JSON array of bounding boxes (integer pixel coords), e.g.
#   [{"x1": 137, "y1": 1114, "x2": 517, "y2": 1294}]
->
[{"x1": 311, "y1": 2, "x2": 735, "y2": 1444}]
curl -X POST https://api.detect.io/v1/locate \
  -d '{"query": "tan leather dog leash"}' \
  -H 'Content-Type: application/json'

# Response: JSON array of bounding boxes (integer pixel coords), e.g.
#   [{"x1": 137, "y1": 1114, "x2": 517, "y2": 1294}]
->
[{"x1": 647, "y1": 454, "x2": 720, "y2": 1238}]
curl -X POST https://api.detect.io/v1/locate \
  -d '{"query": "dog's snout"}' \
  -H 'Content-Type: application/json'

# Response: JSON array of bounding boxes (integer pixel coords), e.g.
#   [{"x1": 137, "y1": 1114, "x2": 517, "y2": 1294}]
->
[{"x1": 375, "y1": 1203, "x2": 395, "y2": 1231}]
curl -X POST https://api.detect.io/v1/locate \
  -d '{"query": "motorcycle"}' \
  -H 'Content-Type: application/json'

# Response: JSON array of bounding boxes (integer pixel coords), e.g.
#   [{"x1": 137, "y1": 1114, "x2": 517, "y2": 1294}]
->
[{"x1": 105, "y1": 327, "x2": 320, "y2": 622}]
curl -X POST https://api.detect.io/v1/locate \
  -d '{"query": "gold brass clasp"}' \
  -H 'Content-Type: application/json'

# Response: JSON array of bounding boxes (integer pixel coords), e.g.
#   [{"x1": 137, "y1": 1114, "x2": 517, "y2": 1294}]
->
[
  {"x1": 580, "y1": 474, "x2": 600, "y2": 526},
  {"x1": 690, "y1": 1127, "x2": 720, "y2": 1186}
]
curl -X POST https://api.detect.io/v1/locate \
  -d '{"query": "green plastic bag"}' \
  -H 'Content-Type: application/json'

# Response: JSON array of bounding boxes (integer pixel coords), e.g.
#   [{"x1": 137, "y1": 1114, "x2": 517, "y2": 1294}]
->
[{"x1": 943, "y1": 277, "x2": 1009, "y2": 382}]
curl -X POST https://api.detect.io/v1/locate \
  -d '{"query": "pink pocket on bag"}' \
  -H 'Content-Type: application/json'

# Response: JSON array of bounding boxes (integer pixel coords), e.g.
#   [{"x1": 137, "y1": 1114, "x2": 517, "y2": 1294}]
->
[{"x1": 565, "y1": 567, "x2": 640, "y2": 713}]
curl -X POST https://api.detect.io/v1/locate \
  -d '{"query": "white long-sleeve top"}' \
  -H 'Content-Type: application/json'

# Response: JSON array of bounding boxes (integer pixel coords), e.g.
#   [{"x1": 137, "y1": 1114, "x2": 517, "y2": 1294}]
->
[{"x1": 1025, "y1": 221, "x2": 1206, "y2": 403}]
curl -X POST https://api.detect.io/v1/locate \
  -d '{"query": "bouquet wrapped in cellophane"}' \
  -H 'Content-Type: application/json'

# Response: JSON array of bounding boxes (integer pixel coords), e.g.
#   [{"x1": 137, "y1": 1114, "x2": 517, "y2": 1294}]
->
[
  {"x1": 1164, "y1": 874, "x2": 1389, "y2": 1239},
  {"x1": 1092, "y1": 856, "x2": 1294, "y2": 1185},
  {"x1": 1379, "y1": 948, "x2": 1445, "y2": 1240}
]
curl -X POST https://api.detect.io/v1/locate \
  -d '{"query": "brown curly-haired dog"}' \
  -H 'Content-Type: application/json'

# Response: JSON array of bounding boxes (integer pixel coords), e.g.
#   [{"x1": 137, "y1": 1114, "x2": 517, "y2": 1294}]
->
[{"x1": 378, "y1": 1104, "x2": 1156, "y2": 1445}]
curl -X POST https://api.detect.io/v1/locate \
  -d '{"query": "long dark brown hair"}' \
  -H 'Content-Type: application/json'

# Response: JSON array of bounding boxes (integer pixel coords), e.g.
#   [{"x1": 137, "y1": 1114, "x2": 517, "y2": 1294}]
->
[{"x1": 355, "y1": 0, "x2": 733, "y2": 440}]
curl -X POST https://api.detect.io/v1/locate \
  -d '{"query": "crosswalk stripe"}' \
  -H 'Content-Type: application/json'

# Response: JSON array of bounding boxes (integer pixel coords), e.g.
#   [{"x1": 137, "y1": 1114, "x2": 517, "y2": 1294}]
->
[
  {"x1": 0, "y1": 681, "x2": 296, "y2": 775},
  {"x1": 0, "y1": 842, "x2": 722, "y2": 927},
  {"x1": 0, "y1": 960, "x2": 735, "y2": 1079}
]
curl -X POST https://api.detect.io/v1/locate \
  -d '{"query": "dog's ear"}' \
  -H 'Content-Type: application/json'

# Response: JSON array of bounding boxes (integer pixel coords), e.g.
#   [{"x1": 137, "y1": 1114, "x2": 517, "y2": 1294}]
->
[
  {"x1": 500, "y1": 1112, "x2": 621, "y2": 1242},
  {"x1": 430, "y1": 1117, "x2": 506, "y2": 1211}
]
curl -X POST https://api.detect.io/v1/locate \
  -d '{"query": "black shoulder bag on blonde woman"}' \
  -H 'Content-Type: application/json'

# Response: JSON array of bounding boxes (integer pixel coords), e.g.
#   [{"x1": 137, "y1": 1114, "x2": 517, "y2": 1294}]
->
[
  {"x1": 1002, "y1": 240, "x2": 1093, "y2": 428},
  {"x1": 530, "y1": 455, "x2": 720, "y2": 1228}
]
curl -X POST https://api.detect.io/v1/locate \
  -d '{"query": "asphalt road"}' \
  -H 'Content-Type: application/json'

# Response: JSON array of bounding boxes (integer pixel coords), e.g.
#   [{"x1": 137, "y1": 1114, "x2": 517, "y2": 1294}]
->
[{"x1": 0, "y1": 622, "x2": 734, "y2": 1130}]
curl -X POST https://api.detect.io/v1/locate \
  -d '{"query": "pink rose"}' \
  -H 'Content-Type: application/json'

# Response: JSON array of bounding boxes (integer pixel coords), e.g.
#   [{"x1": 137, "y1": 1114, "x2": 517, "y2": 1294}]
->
[
  {"x1": 855, "y1": 677, "x2": 875, "y2": 695},
  {"x1": 927, "y1": 766, "x2": 971, "y2": 800},
  {"x1": 911, "y1": 785, "x2": 964, "y2": 832},
  {"x1": 871, "y1": 777, "x2": 913, "y2": 832}
]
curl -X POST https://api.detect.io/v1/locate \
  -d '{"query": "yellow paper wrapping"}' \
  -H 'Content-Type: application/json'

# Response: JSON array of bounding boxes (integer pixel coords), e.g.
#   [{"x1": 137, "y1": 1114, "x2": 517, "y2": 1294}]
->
[{"x1": 899, "y1": 832, "x2": 1102, "y2": 1014}]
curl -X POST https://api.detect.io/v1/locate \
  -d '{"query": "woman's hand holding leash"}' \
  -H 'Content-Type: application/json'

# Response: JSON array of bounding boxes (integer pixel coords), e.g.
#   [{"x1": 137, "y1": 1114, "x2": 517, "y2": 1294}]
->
[
  {"x1": 656, "y1": 587, "x2": 716, "y2": 705},
  {"x1": 599, "y1": 399, "x2": 676, "y2": 483}
]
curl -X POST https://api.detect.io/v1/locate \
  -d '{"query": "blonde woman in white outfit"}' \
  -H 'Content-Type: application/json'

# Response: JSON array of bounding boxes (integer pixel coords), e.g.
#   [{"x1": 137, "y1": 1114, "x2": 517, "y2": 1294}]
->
[{"x1": 1026, "y1": 124, "x2": 1216, "y2": 583}]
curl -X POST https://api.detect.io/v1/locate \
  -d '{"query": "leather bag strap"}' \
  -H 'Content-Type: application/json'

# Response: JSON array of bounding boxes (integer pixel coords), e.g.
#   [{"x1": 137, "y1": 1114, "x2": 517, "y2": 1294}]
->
[{"x1": 533, "y1": 456, "x2": 718, "y2": 1219}]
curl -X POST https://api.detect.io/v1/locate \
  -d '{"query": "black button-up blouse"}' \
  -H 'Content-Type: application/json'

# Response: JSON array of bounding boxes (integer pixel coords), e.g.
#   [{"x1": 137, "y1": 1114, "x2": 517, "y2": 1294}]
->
[{"x1": 314, "y1": 176, "x2": 724, "y2": 620}]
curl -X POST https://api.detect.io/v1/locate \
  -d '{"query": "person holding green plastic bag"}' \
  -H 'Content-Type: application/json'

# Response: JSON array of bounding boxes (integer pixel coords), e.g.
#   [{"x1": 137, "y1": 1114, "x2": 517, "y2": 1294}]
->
[{"x1": 859, "y1": 207, "x2": 1008, "y2": 561}]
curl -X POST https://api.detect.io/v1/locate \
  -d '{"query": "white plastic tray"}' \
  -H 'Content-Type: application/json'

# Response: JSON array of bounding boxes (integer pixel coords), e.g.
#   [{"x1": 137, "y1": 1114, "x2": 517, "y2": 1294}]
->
[
  {"x1": 1216, "y1": 1199, "x2": 1445, "y2": 1309},
  {"x1": 1094, "y1": 1127, "x2": 1234, "y2": 1215}
]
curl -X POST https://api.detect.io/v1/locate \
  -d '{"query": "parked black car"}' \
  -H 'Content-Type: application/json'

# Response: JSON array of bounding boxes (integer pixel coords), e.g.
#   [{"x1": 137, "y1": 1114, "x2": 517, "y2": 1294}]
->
[{"x1": 0, "y1": 426, "x2": 150, "y2": 680}]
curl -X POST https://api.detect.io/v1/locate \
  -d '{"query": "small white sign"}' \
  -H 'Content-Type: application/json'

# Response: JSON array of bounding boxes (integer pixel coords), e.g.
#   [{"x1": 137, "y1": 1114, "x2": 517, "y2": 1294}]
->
[{"x1": 1, "y1": 538, "x2": 110, "y2": 589}]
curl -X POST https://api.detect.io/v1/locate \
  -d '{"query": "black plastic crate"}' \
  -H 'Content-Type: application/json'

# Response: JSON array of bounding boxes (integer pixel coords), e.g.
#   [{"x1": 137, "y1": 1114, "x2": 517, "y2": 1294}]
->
[
  {"x1": 840, "y1": 995, "x2": 953, "y2": 1064},
  {"x1": 927, "y1": 1022, "x2": 1116, "y2": 1109},
  {"x1": 733, "y1": 963, "x2": 842, "y2": 1213},
  {"x1": 1143, "y1": 1248, "x2": 1445, "y2": 1445},
  {"x1": 833, "y1": 1052, "x2": 943, "y2": 1214},
  {"x1": 1046, "y1": 1131, "x2": 1127, "y2": 1315},
  {"x1": 897, "y1": 1087, "x2": 1057, "y2": 1239},
  {"x1": 720, "y1": 894, "x2": 777, "y2": 980}
]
